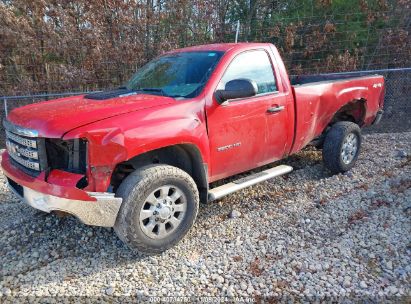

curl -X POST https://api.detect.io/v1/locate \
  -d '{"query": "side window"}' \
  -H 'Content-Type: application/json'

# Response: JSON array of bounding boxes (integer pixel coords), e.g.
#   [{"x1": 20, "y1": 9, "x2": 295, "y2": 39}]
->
[{"x1": 218, "y1": 50, "x2": 277, "y2": 95}]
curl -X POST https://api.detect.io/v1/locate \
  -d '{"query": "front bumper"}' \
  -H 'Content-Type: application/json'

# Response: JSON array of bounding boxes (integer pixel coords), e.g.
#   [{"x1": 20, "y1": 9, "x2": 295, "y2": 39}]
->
[{"x1": 1, "y1": 152, "x2": 122, "y2": 227}]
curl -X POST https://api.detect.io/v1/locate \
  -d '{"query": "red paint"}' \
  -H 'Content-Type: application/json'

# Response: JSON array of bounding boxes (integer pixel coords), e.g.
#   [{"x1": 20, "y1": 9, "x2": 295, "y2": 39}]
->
[
  {"x1": 1, "y1": 153, "x2": 96, "y2": 201},
  {"x1": 7, "y1": 94, "x2": 175, "y2": 138},
  {"x1": 46, "y1": 170, "x2": 84, "y2": 188},
  {"x1": 2, "y1": 43, "x2": 385, "y2": 198},
  {"x1": 290, "y1": 75, "x2": 384, "y2": 153}
]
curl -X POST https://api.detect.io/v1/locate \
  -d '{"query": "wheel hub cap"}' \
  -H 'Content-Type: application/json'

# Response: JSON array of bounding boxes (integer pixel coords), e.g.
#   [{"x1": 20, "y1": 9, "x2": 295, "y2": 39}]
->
[
  {"x1": 341, "y1": 133, "x2": 359, "y2": 165},
  {"x1": 139, "y1": 185, "x2": 187, "y2": 240},
  {"x1": 157, "y1": 204, "x2": 172, "y2": 220}
]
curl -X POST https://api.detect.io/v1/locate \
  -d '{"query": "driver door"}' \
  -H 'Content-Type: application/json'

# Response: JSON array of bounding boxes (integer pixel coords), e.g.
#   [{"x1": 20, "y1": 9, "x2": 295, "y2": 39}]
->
[{"x1": 206, "y1": 49, "x2": 280, "y2": 181}]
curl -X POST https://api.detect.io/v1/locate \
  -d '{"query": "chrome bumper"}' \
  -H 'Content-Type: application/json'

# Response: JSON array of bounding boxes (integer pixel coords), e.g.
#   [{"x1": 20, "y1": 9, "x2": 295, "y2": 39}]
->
[{"x1": 8, "y1": 183, "x2": 122, "y2": 227}]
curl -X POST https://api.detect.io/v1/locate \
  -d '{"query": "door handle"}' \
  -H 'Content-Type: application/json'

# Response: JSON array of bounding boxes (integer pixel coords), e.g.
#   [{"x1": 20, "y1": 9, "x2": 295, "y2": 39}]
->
[{"x1": 267, "y1": 105, "x2": 285, "y2": 114}]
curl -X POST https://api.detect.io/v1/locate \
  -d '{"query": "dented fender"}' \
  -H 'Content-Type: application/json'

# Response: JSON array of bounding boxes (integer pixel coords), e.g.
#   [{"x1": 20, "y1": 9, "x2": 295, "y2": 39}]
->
[{"x1": 63, "y1": 99, "x2": 210, "y2": 192}]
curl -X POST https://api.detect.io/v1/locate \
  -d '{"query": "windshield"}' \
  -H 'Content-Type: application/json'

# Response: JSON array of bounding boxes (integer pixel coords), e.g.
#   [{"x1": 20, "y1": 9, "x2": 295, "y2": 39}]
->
[{"x1": 125, "y1": 51, "x2": 224, "y2": 99}]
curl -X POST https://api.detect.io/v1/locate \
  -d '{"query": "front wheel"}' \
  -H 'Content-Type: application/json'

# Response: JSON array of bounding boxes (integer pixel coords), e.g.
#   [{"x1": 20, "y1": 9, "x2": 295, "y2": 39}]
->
[
  {"x1": 114, "y1": 164, "x2": 199, "y2": 254},
  {"x1": 322, "y1": 121, "x2": 362, "y2": 174}
]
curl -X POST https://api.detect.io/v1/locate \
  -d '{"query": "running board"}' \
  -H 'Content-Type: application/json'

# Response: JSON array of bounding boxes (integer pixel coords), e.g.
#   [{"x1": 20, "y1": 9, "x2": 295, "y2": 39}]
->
[{"x1": 208, "y1": 165, "x2": 293, "y2": 202}]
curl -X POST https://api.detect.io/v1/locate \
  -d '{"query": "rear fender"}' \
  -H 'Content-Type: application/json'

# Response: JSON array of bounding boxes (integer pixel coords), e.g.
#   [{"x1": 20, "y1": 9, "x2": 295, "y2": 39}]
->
[{"x1": 336, "y1": 86, "x2": 369, "y2": 107}]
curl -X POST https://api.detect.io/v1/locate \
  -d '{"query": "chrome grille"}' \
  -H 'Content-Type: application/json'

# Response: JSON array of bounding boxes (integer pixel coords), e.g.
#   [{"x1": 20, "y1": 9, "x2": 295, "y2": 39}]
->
[
  {"x1": 7, "y1": 148, "x2": 40, "y2": 170},
  {"x1": 3, "y1": 121, "x2": 43, "y2": 174},
  {"x1": 5, "y1": 131, "x2": 37, "y2": 148}
]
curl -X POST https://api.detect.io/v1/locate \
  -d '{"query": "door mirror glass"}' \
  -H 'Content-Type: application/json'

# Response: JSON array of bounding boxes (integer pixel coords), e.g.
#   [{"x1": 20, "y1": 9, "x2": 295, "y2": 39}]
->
[{"x1": 214, "y1": 79, "x2": 258, "y2": 104}]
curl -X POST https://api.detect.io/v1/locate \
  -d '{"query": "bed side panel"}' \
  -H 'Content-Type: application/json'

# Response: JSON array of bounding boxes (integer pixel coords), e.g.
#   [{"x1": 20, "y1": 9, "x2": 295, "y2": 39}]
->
[{"x1": 290, "y1": 76, "x2": 384, "y2": 153}]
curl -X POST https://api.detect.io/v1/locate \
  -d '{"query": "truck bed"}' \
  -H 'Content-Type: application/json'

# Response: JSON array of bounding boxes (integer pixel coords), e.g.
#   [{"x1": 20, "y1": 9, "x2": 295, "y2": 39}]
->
[
  {"x1": 290, "y1": 74, "x2": 385, "y2": 154},
  {"x1": 291, "y1": 71, "x2": 382, "y2": 86}
]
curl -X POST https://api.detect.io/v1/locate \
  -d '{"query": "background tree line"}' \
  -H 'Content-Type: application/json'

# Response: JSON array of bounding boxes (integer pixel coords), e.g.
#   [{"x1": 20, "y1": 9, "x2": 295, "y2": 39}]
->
[{"x1": 0, "y1": 0, "x2": 410, "y2": 96}]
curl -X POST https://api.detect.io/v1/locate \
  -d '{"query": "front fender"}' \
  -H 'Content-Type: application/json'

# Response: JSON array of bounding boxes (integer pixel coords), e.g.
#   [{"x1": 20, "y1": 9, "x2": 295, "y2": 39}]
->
[{"x1": 63, "y1": 101, "x2": 209, "y2": 192}]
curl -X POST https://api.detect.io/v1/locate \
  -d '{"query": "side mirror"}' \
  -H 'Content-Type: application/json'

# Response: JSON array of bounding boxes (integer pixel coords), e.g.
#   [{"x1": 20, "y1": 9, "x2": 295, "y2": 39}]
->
[{"x1": 214, "y1": 79, "x2": 258, "y2": 104}]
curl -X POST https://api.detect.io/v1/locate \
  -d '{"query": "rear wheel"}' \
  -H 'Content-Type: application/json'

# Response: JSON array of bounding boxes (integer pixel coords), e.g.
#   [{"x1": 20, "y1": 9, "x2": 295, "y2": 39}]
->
[
  {"x1": 322, "y1": 121, "x2": 362, "y2": 174},
  {"x1": 114, "y1": 164, "x2": 199, "y2": 254}
]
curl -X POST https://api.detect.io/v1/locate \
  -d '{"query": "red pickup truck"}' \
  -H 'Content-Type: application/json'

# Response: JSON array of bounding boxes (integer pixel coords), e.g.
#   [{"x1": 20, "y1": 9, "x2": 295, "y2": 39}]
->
[{"x1": 1, "y1": 43, "x2": 384, "y2": 254}]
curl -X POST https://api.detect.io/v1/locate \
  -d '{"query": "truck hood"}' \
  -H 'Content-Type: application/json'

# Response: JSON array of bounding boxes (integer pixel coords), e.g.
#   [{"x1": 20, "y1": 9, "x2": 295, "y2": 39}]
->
[{"x1": 6, "y1": 94, "x2": 176, "y2": 138}]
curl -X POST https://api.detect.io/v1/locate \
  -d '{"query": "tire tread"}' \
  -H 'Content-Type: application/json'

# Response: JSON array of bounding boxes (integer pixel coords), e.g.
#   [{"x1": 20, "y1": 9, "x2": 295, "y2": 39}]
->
[
  {"x1": 114, "y1": 164, "x2": 199, "y2": 255},
  {"x1": 322, "y1": 121, "x2": 362, "y2": 174}
]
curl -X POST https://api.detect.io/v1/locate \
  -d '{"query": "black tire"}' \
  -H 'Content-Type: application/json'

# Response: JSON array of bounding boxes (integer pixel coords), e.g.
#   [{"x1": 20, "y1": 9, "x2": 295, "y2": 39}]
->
[
  {"x1": 114, "y1": 164, "x2": 199, "y2": 255},
  {"x1": 322, "y1": 121, "x2": 362, "y2": 174}
]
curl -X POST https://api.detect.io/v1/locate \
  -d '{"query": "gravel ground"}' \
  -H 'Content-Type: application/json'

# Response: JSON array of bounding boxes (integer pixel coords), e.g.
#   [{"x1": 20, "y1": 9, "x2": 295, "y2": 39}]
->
[{"x1": 0, "y1": 132, "x2": 410, "y2": 301}]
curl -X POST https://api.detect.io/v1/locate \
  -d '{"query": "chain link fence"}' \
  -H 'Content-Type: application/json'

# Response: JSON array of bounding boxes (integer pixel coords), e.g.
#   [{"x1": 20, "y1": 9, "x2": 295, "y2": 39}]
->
[
  {"x1": 364, "y1": 68, "x2": 411, "y2": 133},
  {"x1": 2, "y1": 3, "x2": 410, "y2": 96},
  {"x1": 1, "y1": 67, "x2": 409, "y2": 148}
]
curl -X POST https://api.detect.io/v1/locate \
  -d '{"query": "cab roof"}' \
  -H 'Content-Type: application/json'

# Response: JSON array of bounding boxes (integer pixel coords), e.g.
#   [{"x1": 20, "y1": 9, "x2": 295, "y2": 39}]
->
[{"x1": 167, "y1": 43, "x2": 273, "y2": 54}]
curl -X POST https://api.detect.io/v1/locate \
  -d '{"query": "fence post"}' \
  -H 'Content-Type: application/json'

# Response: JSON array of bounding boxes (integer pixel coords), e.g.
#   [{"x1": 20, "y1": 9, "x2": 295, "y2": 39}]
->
[
  {"x1": 3, "y1": 98, "x2": 7, "y2": 117},
  {"x1": 235, "y1": 20, "x2": 240, "y2": 43}
]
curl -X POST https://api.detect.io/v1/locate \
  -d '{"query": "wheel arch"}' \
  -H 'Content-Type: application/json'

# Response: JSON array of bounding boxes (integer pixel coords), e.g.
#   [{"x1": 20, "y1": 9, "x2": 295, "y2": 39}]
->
[
  {"x1": 330, "y1": 98, "x2": 367, "y2": 127},
  {"x1": 310, "y1": 99, "x2": 366, "y2": 148},
  {"x1": 111, "y1": 144, "x2": 209, "y2": 203}
]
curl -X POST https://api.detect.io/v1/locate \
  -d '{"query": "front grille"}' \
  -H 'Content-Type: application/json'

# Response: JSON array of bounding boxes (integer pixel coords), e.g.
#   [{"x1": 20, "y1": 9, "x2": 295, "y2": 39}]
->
[
  {"x1": 5, "y1": 131, "x2": 37, "y2": 148},
  {"x1": 4, "y1": 121, "x2": 46, "y2": 177}
]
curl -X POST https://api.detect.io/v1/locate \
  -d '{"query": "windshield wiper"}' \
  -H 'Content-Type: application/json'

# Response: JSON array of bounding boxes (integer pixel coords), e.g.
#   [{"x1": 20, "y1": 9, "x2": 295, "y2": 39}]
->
[
  {"x1": 169, "y1": 94, "x2": 186, "y2": 99},
  {"x1": 137, "y1": 88, "x2": 166, "y2": 96}
]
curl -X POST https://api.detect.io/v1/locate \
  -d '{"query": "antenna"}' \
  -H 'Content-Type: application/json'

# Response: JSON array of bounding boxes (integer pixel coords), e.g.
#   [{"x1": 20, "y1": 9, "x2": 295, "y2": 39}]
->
[{"x1": 235, "y1": 20, "x2": 240, "y2": 43}]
